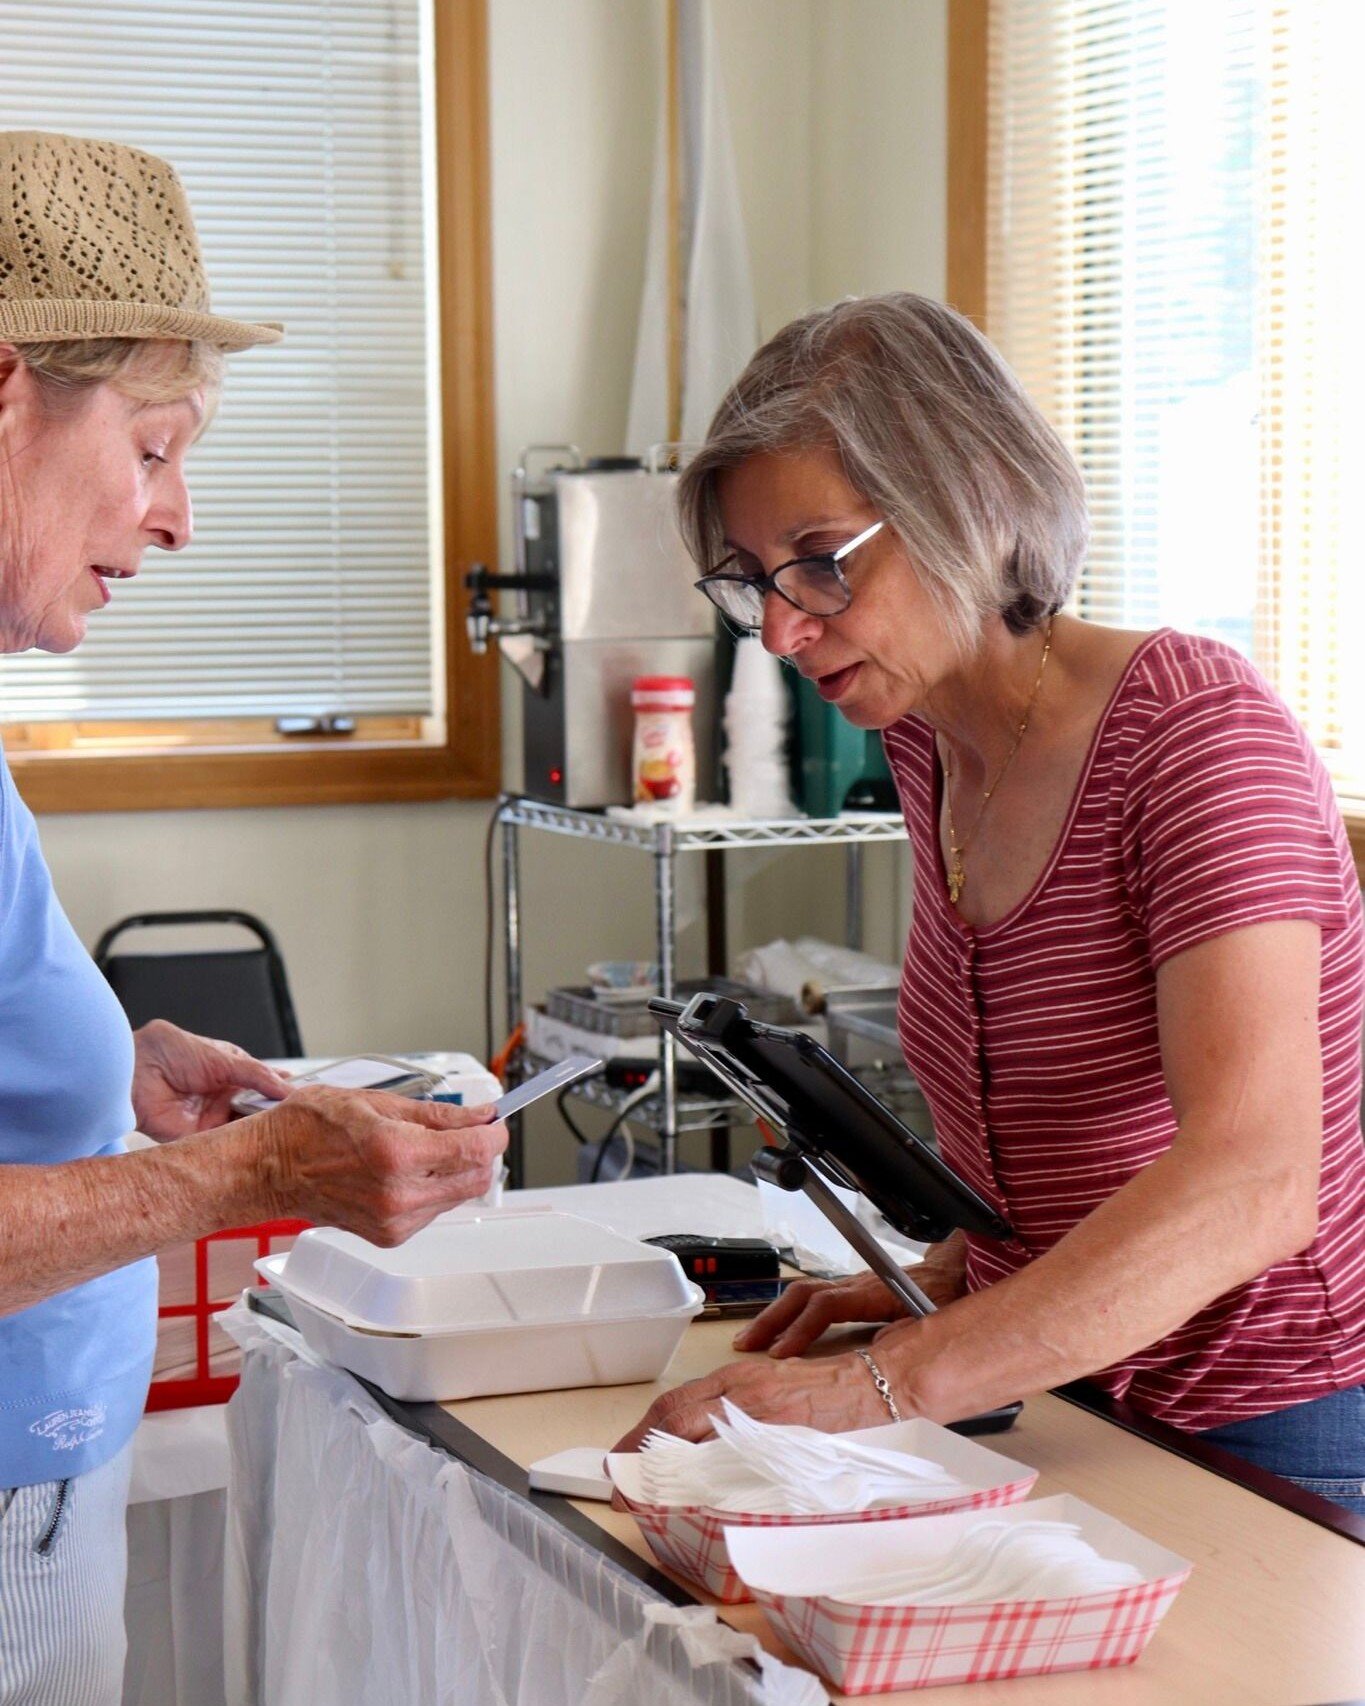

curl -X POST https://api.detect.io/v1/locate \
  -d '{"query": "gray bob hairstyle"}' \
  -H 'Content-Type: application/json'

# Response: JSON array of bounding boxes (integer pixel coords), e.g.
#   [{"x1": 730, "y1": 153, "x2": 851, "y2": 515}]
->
[{"x1": 677, "y1": 293, "x2": 1088, "y2": 640}]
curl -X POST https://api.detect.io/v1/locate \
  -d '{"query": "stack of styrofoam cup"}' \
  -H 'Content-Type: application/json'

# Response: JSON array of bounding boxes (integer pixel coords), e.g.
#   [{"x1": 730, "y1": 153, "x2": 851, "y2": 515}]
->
[{"x1": 724, "y1": 637, "x2": 797, "y2": 819}]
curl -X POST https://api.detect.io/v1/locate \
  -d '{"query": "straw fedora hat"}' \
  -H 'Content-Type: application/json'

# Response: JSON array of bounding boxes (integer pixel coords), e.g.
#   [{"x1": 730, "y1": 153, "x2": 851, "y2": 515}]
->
[{"x1": 0, "y1": 130, "x2": 282, "y2": 351}]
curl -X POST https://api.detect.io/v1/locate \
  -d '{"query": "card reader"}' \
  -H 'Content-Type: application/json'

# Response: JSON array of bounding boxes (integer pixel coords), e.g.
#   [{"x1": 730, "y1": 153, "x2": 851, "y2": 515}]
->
[{"x1": 644, "y1": 1234, "x2": 783, "y2": 1316}]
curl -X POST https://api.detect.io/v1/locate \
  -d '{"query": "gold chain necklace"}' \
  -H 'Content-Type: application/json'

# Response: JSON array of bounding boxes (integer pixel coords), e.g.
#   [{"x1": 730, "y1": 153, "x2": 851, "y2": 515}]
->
[{"x1": 943, "y1": 619, "x2": 1054, "y2": 908}]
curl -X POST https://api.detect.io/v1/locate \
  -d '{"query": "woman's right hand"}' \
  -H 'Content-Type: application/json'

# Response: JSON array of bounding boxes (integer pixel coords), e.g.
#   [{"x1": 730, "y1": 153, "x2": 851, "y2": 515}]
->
[
  {"x1": 248, "y1": 1085, "x2": 508, "y2": 1245},
  {"x1": 732, "y1": 1270, "x2": 909, "y2": 1358},
  {"x1": 733, "y1": 1236, "x2": 970, "y2": 1358}
]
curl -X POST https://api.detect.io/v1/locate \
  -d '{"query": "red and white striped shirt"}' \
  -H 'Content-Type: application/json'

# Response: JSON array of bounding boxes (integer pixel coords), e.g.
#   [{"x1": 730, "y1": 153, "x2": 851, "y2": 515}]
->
[{"x1": 886, "y1": 628, "x2": 1365, "y2": 1428}]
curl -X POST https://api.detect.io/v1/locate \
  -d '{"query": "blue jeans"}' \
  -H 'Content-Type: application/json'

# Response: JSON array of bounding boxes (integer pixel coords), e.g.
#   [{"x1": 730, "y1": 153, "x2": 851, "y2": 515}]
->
[{"x1": 1195, "y1": 1382, "x2": 1365, "y2": 1516}]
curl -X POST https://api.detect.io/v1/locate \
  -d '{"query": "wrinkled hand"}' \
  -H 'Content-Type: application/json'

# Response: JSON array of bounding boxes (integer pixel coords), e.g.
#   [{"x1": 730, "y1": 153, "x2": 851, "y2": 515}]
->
[
  {"x1": 612, "y1": 1351, "x2": 892, "y2": 1453},
  {"x1": 251, "y1": 1084, "x2": 508, "y2": 1245},
  {"x1": 732, "y1": 1248, "x2": 969, "y2": 1360},
  {"x1": 731, "y1": 1269, "x2": 909, "y2": 1358},
  {"x1": 132, "y1": 1019, "x2": 292, "y2": 1140}
]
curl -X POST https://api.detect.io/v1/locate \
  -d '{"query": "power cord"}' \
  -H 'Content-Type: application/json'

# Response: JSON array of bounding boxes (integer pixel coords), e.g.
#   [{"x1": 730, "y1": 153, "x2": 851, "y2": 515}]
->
[
  {"x1": 588, "y1": 1071, "x2": 660, "y2": 1184},
  {"x1": 556, "y1": 1079, "x2": 595, "y2": 1146}
]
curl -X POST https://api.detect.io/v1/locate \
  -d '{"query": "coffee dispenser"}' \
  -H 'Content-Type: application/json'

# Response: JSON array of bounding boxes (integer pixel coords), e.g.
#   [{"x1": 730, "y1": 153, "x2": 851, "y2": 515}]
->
[{"x1": 466, "y1": 446, "x2": 717, "y2": 808}]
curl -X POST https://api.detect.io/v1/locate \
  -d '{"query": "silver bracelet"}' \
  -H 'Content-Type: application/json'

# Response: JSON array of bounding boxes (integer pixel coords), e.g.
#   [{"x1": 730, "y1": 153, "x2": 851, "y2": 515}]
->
[{"x1": 855, "y1": 1347, "x2": 902, "y2": 1421}]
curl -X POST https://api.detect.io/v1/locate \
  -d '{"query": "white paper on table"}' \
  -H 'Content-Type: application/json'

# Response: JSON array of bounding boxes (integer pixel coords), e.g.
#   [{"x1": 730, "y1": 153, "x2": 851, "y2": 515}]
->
[{"x1": 756, "y1": 1177, "x2": 926, "y2": 1277}]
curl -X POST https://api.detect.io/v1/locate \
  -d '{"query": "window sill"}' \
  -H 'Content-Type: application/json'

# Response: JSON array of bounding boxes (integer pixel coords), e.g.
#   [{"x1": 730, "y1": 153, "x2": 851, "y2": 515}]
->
[{"x1": 6, "y1": 730, "x2": 500, "y2": 813}]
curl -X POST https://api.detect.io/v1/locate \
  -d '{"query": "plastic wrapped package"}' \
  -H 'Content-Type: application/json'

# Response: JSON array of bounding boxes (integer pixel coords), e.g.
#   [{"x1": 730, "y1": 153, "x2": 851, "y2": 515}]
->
[
  {"x1": 220, "y1": 1302, "x2": 826, "y2": 1706},
  {"x1": 731, "y1": 939, "x2": 900, "y2": 1013}
]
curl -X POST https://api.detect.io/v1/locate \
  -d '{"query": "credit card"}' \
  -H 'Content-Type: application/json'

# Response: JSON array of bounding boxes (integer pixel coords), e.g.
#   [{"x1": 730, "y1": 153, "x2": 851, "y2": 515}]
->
[{"x1": 494, "y1": 1053, "x2": 604, "y2": 1118}]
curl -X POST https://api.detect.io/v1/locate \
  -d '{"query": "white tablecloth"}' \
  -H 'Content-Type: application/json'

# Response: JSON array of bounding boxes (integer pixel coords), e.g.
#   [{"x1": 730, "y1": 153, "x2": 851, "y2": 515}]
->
[
  {"x1": 123, "y1": 1409, "x2": 231, "y2": 1706},
  {"x1": 219, "y1": 1301, "x2": 824, "y2": 1706}
]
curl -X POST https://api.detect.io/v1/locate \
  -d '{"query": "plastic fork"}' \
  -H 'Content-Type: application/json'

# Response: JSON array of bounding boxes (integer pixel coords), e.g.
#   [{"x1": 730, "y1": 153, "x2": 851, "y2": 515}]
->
[
  {"x1": 709, "y1": 1401, "x2": 971, "y2": 1512},
  {"x1": 834, "y1": 1522, "x2": 1146, "y2": 1607},
  {"x1": 713, "y1": 1399, "x2": 966, "y2": 1484},
  {"x1": 636, "y1": 1404, "x2": 976, "y2": 1515}
]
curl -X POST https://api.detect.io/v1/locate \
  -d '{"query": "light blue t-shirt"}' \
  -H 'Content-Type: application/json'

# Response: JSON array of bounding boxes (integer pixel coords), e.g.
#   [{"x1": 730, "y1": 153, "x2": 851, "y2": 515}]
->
[{"x1": 0, "y1": 747, "x2": 157, "y2": 1488}]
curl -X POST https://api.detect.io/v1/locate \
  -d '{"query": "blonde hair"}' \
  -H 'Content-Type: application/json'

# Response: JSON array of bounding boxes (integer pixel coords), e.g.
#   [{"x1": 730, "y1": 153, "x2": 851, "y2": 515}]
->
[
  {"x1": 14, "y1": 336, "x2": 224, "y2": 417},
  {"x1": 677, "y1": 293, "x2": 1088, "y2": 640}
]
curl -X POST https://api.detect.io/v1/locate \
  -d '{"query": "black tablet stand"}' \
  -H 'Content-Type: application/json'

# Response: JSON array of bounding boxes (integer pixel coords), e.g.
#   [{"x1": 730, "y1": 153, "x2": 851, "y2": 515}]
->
[
  {"x1": 652, "y1": 992, "x2": 1022, "y2": 1434},
  {"x1": 748, "y1": 1142, "x2": 939, "y2": 1318}
]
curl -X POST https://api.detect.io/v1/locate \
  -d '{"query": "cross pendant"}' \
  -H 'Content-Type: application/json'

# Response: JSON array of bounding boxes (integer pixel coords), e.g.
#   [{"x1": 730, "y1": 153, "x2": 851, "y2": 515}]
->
[{"x1": 947, "y1": 856, "x2": 965, "y2": 906}]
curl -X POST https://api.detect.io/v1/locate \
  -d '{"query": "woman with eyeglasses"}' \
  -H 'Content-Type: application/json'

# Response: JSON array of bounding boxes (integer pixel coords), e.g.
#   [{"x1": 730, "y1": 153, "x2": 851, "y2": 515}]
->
[{"x1": 616, "y1": 292, "x2": 1365, "y2": 1515}]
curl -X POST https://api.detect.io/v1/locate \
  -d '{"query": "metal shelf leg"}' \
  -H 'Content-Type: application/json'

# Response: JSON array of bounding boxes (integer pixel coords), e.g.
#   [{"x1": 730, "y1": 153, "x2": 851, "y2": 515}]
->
[
  {"x1": 501, "y1": 802, "x2": 525, "y2": 1187},
  {"x1": 705, "y1": 848, "x2": 731, "y2": 1172},
  {"x1": 846, "y1": 841, "x2": 864, "y2": 951},
  {"x1": 655, "y1": 823, "x2": 678, "y2": 1175}
]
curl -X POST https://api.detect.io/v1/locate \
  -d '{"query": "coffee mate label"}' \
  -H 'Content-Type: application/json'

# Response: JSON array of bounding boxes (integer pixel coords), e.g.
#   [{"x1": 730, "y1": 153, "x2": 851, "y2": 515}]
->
[{"x1": 633, "y1": 710, "x2": 694, "y2": 811}]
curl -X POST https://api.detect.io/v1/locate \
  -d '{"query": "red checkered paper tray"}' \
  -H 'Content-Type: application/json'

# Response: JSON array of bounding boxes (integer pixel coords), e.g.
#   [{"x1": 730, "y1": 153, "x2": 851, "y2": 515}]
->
[
  {"x1": 723, "y1": 1493, "x2": 1192, "y2": 1694},
  {"x1": 607, "y1": 1418, "x2": 1037, "y2": 1604}
]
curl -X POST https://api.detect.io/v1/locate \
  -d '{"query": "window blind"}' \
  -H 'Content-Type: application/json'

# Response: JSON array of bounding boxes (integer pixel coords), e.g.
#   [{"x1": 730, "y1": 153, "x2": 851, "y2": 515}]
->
[
  {"x1": 0, "y1": 0, "x2": 439, "y2": 721},
  {"x1": 986, "y1": 0, "x2": 1365, "y2": 801}
]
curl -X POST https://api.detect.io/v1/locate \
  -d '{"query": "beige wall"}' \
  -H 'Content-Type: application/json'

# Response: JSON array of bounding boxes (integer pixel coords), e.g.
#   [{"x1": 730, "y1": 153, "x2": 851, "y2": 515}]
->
[
  {"x1": 810, "y1": 0, "x2": 947, "y2": 302},
  {"x1": 719, "y1": 0, "x2": 947, "y2": 322},
  {"x1": 36, "y1": 0, "x2": 946, "y2": 1185}
]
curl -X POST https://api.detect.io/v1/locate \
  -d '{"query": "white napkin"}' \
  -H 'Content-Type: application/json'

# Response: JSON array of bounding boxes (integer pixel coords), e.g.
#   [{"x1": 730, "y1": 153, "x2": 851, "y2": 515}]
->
[
  {"x1": 637, "y1": 1398, "x2": 976, "y2": 1515},
  {"x1": 832, "y1": 1518, "x2": 1146, "y2": 1606}
]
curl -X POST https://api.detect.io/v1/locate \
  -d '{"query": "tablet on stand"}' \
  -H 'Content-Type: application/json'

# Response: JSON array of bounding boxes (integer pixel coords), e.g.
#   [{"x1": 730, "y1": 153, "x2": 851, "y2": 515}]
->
[{"x1": 649, "y1": 991, "x2": 1022, "y2": 1434}]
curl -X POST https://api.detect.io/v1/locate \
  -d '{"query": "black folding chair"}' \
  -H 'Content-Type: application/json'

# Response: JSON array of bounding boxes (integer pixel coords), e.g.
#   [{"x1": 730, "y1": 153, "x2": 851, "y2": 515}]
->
[{"x1": 93, "y1": 910, "x2": 304, "y2": 1059}]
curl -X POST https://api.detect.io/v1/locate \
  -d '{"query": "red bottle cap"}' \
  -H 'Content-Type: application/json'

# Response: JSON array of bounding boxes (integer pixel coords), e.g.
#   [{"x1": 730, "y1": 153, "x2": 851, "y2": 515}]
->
[{"x1": 632, "y1": 675, "x2": 694, "y2": 710}]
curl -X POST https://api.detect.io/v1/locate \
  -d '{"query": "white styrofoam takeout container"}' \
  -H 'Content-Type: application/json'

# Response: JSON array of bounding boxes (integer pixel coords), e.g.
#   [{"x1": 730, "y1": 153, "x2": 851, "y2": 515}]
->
[
  {"x1": 607, "y1": 1417, "x2": 1037, "y2": 1603},
  {"x1": 723, "y1": 1492, "x2": 1192, "y2": 1694},
  {"x1": 255, "y1": 1209, "x2": 704, "y2": 1402}
]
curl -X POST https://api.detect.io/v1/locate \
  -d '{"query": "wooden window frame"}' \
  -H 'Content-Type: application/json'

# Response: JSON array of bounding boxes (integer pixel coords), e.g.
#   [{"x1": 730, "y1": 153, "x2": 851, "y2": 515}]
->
[
  {"x1": 947, "y1": 0, "x2": 1365, "y2": 878},
  {"x1": 7, "y1": 0, "x2": 500, "y2": 815},
  {"x1": 946, "y1": 0, "x2": 990, "y2": 334}
]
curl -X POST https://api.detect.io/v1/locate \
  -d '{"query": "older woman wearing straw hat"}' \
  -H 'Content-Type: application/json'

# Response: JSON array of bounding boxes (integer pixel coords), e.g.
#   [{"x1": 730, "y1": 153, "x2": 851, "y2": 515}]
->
[
  {"x1": 617, "y1": 293, "x2": 1365, "y2": 1516},
  {"x1": 0, "y1": 131, "x2": 506, "y2": 1704}
]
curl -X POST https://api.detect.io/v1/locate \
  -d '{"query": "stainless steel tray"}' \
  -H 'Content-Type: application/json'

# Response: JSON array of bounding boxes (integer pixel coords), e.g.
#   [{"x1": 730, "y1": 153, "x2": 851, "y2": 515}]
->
[
  {"x1": 822, "y1": 984, "x2": 902, "y2": 1050},
  {"x1": 545, "y1": 977, "x2": 801, "y2": 1039}
]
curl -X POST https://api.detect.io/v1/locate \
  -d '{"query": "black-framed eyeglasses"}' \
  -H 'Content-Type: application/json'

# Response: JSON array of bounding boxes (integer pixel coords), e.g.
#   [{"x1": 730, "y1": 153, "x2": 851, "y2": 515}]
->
[{"x1": 694, "y1": 520, "x2": 885, "y2": 635}]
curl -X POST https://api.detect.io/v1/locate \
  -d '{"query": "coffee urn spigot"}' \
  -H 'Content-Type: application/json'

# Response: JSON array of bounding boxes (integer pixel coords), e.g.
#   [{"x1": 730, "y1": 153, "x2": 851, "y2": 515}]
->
[{"x1": 462, "y1": 563, "x2": 557, "y2": 658}]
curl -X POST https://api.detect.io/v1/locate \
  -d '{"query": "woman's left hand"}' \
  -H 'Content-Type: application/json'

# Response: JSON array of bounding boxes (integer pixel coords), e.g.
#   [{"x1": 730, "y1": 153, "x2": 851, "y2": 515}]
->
[
  {"x1": 612, "y1": 1350, "x2": 895, "y2": 1453},
  {"x1": 132, "y1": 1018, "x2": 292, "y2": 1140}
]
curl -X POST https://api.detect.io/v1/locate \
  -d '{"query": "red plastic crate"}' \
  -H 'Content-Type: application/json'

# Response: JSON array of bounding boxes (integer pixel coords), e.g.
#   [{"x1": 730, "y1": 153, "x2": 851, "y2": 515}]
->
[{"x1": 146, "y1": 1219, "x2": 309, "y2": 1412}]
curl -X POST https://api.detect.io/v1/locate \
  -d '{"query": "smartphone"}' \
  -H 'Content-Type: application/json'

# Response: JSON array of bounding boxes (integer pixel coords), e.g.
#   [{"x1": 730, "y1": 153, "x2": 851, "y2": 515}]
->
[{"x1": 494, "y1": 1053, "x2": 603, "y2": 1119}]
